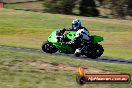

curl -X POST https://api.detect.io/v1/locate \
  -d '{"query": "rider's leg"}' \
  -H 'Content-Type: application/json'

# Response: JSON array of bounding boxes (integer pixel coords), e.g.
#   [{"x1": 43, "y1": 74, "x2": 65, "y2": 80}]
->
[{"x1": 74, "y1": 40, "x2": 90, "y2": 54}]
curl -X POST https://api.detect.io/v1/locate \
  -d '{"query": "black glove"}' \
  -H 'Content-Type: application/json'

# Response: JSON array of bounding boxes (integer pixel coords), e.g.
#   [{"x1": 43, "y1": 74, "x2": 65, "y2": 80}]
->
[
  {"x1": 63, "y1": 28, "x2": 71, "y2": 31},
  {"x1": 62, "y1": 28, "x2": 66, "y2": 31},
  {"x1": 60, "y1": 28, "x2": 66, "y2": 34}
]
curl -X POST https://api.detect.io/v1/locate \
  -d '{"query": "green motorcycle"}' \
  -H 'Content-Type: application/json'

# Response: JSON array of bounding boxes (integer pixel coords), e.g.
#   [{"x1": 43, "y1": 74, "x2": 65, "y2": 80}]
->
[{"x1": 42, "y1": 30, "x2": 104, "y2": 59}]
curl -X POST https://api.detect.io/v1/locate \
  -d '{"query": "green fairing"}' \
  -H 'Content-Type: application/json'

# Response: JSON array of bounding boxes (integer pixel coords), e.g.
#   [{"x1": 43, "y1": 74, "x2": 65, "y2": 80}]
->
[
  {"x1": 66, "y1": 31, "x2": 76, "y2": 40},
  {"x1": 47, "y1": 31, "x2": 103, "y2": 53},
  {"x1": 91, "y1": 35, "x2": 104, "y2": 44},
  {"x1": 48, "y1": 31, "x2": 74, "y2": 53},
  {"x1": 48, "y1": 31, "x2": 58, "y2": 43}
]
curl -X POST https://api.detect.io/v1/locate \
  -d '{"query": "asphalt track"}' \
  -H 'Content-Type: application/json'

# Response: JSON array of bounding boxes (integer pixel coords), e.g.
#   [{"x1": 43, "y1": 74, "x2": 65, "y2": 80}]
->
[{"x1": 0, "y1": 45, "x2": 132, "y2": 65}]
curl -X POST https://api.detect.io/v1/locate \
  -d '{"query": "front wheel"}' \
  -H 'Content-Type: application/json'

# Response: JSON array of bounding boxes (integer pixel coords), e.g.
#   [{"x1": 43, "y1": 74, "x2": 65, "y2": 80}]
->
[{"x1": 42, "y1": 41, "x2": 58, "y2": 53}]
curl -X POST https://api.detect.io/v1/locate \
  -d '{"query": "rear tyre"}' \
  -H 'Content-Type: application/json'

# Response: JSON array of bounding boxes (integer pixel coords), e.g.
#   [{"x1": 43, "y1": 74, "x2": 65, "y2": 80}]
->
[
  {"x1": 42, "y1": 41, "x2": 58, "y2": 53},
  {"x1": 85, "y1": 44, "x2": 104, "y2": 59},
  {"x1": 76, "y1": 76, "x2": 86, "y2": 85},
  {"x1": 94, "y1": 44, "x2": 104, "y2": 58},
  {"x1": 89, "y1": 44, "x2": 104, "y2": 59}
]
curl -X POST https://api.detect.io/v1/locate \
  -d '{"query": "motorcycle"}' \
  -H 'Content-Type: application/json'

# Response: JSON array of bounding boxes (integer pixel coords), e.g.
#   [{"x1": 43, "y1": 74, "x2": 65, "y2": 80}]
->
[{"x1": 42, "y1": 30, "x2": 104, "y2": 59}]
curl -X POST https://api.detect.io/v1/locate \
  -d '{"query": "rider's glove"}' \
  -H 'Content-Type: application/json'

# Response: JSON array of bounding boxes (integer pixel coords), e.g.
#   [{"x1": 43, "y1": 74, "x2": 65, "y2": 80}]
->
[
  {"x1": 62, "y1": 28, "x2": 66, "y2": 31},
  {"x1": 63, "y1": 28, "x2": 71, "y2": 31}
]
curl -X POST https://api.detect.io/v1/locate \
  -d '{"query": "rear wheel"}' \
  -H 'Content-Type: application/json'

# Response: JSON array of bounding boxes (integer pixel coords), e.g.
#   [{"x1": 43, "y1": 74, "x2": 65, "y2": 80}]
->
[
  {"x1": 94, "y1": 44, "x2": 104, "y2": 57},
  {"x1": 85, "y1": 44, "x2": 104, "y2": 59},
  {"x1": 76, "y1": 76, "x2": 86, "y2": 85},
  {"x1": 42, "y1": 41, "x2": 58, "y2": 53}
]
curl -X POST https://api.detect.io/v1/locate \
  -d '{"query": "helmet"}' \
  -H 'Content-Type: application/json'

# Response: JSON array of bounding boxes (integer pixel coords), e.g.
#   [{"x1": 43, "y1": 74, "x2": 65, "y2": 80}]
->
[{"x1": 72, "y1": 19, "x2": 81, "y2": 31}]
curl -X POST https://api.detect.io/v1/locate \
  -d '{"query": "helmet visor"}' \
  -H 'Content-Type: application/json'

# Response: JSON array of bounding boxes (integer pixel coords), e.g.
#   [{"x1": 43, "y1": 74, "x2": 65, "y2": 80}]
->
[{"x1": 72, "y1": 23, "x2": 78, "y2": 28}]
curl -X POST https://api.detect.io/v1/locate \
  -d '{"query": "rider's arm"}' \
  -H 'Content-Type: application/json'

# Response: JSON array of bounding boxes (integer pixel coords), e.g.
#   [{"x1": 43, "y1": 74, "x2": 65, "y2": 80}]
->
[
  {"x1": 65, "y1": 37, "x2": 81, "y2": 45},
  {"x1": 56, "y1": 28, "x2": 73, "y2": 36},
  {"x1": 56, "y1": 28, "x2": 66, "y2": 36},
  {"x1": 63, "y1": 28, "x2": 90, "y2": 45},
  {"x1": 65, "y1": 28, "x2": 73, "y2": 31},
  {"x1": 65, "y1": 32, "x2": 82, "y2": 45}
]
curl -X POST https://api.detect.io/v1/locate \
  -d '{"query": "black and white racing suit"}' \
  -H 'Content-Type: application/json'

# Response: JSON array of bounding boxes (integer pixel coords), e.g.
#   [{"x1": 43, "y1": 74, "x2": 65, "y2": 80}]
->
[{"x1": 63, "y1": 27, "x2": 90, "y2": 54}]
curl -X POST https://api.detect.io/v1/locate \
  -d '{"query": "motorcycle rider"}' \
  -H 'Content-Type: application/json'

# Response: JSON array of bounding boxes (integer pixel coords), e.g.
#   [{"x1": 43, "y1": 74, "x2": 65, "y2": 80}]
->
[{"x1": 59, "y1": 19, "x2": 90, "y2": 55}]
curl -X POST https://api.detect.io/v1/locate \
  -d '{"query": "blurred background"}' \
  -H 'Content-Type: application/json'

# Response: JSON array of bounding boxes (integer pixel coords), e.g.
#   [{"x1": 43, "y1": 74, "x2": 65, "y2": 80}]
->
[{"x1": 1, "y1": 0, "x2": 132, "y2": 19}]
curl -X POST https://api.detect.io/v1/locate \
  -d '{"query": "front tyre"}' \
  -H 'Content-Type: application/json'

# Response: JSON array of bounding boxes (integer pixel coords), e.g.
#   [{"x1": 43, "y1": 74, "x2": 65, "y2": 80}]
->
[{"x1": 42, "y1": 41, "x2": 58, "y2": 53}]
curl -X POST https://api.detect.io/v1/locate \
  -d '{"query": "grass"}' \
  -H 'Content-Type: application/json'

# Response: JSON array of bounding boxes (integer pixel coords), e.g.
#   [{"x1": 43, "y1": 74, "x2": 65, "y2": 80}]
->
[
  {"x1": 0, "y1": 9, "x2": 132, "y2": 59},
  {"x1": 4, "y1": 1, "x2": 44, "y2": 12},
  {"x1": 0, "y1": 49, "x2": 132, "y2": 88}
]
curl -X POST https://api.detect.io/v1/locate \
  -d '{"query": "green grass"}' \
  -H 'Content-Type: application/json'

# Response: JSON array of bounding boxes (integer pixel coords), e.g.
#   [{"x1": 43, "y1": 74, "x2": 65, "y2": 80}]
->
[
  {"x1": 0, "y1": 50, "x2": 132, "y2": 88},
  {"x1": 0, "y1": 9, "x2": 132, "y2": 60}
]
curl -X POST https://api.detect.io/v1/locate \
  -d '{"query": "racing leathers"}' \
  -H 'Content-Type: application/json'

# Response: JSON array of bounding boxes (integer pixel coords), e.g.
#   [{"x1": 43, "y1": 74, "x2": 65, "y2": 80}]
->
[{"x1": 61, "y1": 27, "x2": 90, "y2": 54}]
